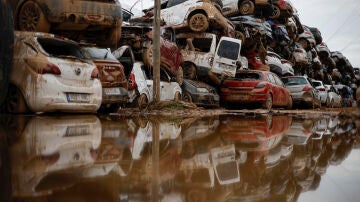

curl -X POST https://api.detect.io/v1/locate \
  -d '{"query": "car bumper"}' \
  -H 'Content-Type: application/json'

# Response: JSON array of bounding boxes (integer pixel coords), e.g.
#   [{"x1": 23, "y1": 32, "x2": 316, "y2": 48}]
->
[
  {"x1": 221, "y1": 93, "x2": 268, "y2": 104},
  {"x1": 291, "y1": 91, "x2": 313, "y2": 106},
  {"x1": 192, "y1": 93, "x2": 220, "y2": 108},
  {"x1": 102, "y1": 87, "x2": 129, "y2": 104},
  {"x1": 24, "y1": 75, "x2": 102, "y2": 113}
]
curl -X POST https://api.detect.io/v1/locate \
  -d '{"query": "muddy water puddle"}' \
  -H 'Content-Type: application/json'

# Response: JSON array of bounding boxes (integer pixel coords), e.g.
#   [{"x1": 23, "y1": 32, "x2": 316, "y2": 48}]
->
[{"x1": 1, "y1": 113, "x2": 360, "y2": 201}]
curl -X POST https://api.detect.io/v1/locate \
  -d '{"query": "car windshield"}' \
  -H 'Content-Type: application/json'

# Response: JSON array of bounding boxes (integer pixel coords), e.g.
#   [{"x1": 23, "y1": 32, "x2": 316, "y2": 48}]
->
[
  {"x1": 38, "y1": 38, "x2": 85, "y2": 59},
  {"x1": 282, "y1": 77, "x2": 308, "y2": 85},
  {"x1": 235, "y1": 72, "x2": 262, "y2": 80},
  {"x1": 217, "y1": 40, "x2": 240, "y2": 60},
  {"x1": 166, "y1": 0, "x2": 187, "y2": 8},
  {"x1": 82, "y1": 47, "x2": 117, "y2": 61}
]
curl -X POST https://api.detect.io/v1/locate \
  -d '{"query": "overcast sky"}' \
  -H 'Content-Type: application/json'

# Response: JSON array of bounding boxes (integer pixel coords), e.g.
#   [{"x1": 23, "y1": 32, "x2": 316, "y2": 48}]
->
[{"x1": 125, "y1": 0, "x2": 360, "y2": 67}]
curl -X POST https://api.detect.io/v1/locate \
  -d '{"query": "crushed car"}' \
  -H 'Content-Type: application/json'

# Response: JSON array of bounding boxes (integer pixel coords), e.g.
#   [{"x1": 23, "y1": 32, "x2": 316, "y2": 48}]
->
[
  {"x1": 7, "y1": 31, "x2": 102, "y2": 113},
  {"x1": 10, "y1": 0, "x2": 123, "y2": 47}
]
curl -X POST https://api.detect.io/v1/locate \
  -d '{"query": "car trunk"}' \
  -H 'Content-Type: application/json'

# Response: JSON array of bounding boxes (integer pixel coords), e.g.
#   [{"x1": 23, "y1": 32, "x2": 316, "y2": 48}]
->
[
  {"x1": 286, "y1": 85, "x2": 307, "y2": 93},
  {"x1": 93, "y1": 60, "x2": 127, "y2": 88}
]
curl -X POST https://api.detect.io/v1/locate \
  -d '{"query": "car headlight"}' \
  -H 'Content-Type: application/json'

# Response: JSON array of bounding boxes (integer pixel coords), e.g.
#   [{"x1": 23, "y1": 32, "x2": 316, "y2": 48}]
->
[{"x1": 197, "y1": 88, "x2": 209, "y2": 93}]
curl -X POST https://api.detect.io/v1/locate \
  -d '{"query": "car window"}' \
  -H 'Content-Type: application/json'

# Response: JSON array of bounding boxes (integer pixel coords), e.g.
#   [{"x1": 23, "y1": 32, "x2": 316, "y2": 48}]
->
[
  {"x1": 217, "y1": 40, "x2": 240, "y2": 60},
  {"x1": 122, "y1": 9, "x2": 133, "y2": 22},
  {"x1": 38, "y1": 38, "x2": 84, "y2": 59},
  {"x1": 282, "y1": 77, "x2": 308, "y2": 85},
  {"x1": 166, "y1": 0, "x2": 187, "y2": 8},
  {"x1": 192, "y1": 38, "x2": 212, "y2": 52},
  {"x1": 267, "y1": 74, "x2": 276, "y2": 84},
  {"x1": 312, "y1": 81, "x2": 321, "y2": 87},
  {"x1": 235, "y1": 72, "x2": 262, "y2": 80},
  {"x1": 82, "y1": 47, "x2": 117, "y2": 61}
]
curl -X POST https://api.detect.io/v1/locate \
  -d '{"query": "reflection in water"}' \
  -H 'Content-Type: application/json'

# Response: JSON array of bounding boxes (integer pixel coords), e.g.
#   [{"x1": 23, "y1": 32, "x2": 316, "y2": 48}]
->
[{"x1": 1, "y1": 114, "x2": 359, "y2": 201}]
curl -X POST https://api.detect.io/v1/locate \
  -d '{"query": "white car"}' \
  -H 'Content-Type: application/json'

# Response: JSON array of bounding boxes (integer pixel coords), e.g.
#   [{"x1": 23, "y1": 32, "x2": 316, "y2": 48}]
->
[
  {"x1": 324, "y1": 85, "x2": 342, "y2": 108},
  {"x1": 8, "y1": 31, "x2": 102, "y2": 113},
  {"x1": 311, "y1": 79, "x2": 328, "y2": 104},
  {"x1": 128, "y1": 62, "x2": 182, "y2": 109}
]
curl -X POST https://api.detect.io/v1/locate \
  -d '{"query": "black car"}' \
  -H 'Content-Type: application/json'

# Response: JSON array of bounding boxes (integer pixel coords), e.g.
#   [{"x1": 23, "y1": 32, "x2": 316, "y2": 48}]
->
[{"x1": 182, "y1": 79, "x2": 220, "y2": 108}]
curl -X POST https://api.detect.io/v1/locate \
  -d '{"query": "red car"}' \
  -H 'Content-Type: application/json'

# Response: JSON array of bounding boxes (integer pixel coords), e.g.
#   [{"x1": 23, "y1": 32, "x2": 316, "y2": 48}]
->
[{"x1": 220, "y1": 70, "x2": 292, "y2": 110}]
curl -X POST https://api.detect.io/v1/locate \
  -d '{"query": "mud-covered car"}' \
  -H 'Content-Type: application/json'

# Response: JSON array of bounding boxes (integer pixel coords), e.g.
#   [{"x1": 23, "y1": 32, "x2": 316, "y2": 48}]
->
[
  {"x1": 220, "y1": 70, "x2": 292, "y2": 110},
  {"x1": 153, "y1": 0, "x2": 230, "y2": 33},
  {"x1": 128, "y1": 62, "x2": 182, "y2": 109},
  {"x1": 9, "y1": 0, "x2": 122, "y2": 46},
  {"x1": 182, "y1": 79, "x2": 220, "y2": 108},
  {"x1": 267, "y1": 50, "x2": 294, "y2": 76},
  {"x1": 81, "y1": 45, "x2": 128, "y2": 111},
  {"x1": 119, "y1": 25, "x2": 184, "y2": 85},
  {"x1": 7, "y1": 31, "x2": 102, "y2": 113},
  {"x1": 176, "y1": 32, "x2": 243, "y2": 80}
]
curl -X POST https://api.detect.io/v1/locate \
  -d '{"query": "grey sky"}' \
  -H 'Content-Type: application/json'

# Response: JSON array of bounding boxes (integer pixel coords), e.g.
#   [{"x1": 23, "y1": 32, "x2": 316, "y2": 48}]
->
[{"x1": 125, "y1": 0, "x2": 360, "y2": 67}]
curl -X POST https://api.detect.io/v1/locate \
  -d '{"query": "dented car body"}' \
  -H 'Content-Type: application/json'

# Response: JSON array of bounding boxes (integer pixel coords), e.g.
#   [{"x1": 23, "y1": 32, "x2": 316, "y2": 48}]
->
[
  {"x1": 9, "y1": 31, "x2": 102, "y2": 113},
  {"x1": 10, "y1": 0, "x2": 123, "y2": 46},
  {"x1": 81, "y1": 46, "x2": 128, "y2": 107},
  {"x1": 177, "y1": 32, "x2": 242, "y2": 79}
]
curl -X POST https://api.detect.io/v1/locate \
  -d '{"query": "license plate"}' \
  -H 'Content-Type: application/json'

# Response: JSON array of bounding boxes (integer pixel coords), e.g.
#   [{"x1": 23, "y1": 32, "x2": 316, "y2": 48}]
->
[
  {"x1": 104, "y1": 87, "x2": 121, "y2": 95},
  {"x1": 65, "y1": 125, "x2": 90, "y2": 137},
  {"x1": 66, "y1": 93, "x2": 90, "y2": 103}
]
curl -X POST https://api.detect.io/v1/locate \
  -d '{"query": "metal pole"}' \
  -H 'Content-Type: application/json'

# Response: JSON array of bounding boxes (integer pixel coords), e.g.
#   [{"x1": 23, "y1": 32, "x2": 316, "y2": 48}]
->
[{"x1": 152, "y1": 0, "x2": 161, "y2": 102}]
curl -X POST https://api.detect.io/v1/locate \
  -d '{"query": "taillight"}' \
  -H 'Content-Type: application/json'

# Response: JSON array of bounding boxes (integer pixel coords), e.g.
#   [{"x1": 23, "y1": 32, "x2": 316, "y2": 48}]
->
[
  {"x1": 91, "y1": 68, "x2": 99, "y2": 79},
  {"x1": 303, "y1": 85, "x2": 312, "y2": 91},
  {"x1": 128, "y1": 73, "x2": 137, "y2": 90},
  {"x1": 319, "y1": 88, "x2": 326, "y2": 91},
  {"x1": 295, "y1": 49, "x2": 304, "y2": 53},
  {"x1": 38, "y1": 63, "x2": 61, "y2": 75},
  {"x1": 208, "y1": 57, "x2": 214, "y2": 67},
  {"x1": 255, "y1": 82, "x2": 266, "y2": 88}
]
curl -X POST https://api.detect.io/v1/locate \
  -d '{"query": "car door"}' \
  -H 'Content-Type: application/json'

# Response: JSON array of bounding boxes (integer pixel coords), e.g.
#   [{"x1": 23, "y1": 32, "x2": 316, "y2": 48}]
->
[
  {"x1": 273, "y1": 74, "x2": 289, "y2": 106},
  {"x1": 159, "y1": 68, "x2": 173, "y2": 100},
  {"x1": 161, "y1": 0, "x2": 193, "y2": 26},
  {"x1": 267, "y1": 73, "x2": 280, "y2": 105}
]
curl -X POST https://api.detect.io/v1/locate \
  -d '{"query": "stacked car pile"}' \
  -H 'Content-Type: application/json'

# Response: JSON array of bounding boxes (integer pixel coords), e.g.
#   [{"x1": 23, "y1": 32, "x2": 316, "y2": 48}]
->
[{"x1": 5, "y1": 0, "x2": 358, "y2": 113}]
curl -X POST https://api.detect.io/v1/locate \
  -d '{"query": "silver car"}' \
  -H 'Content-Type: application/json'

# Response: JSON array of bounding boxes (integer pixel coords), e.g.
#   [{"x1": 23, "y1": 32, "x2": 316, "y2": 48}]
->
[
  {"x1": 281, "y1": 76, "x2": 321, "y2": 108},
  {"x1": 324, "y1": 85, "x2": 342, "y2": 108}
]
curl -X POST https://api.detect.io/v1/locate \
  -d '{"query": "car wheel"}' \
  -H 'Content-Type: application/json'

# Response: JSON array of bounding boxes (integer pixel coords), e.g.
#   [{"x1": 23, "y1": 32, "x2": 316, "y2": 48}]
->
[
  {"x1": 18, "y1": 1, "x2": 50, "y2": 32},
  {"x1": 287, "y1": 96, "x2": 293, "y2": 109},
  {"x1": 142, "y1": 44, "x2": 154, "y2": 67},
  {"x1": 137, "y1": 94, "x2": 148, "y2": 109},
  {"x1": 183, "y1": 92, "x2": 193, "y2": 103},
  {"x1": 269, "y1": 5, "x2": 281, "y2": 19},
  {"x1": 0, "y1": 1, "x2": 13, "y2": 108},
  {"x1": 107, "y1": 26, "x2": 122, "y2": 47},
  {"x1": 176, "y1": 66, "x2": 183, "y2": 86},
  {"x1": 188, "y1": 13, "x2": 209, "y2": 32},
  {"x1": 184, "y1": 63, "x2": 197, "y2": 80},
  {"x1": 5, "y1": 84, "x2": 29, "y2": 114},
  {"x1": 174, "y1": 92, "x2": 181, "y2": 101},
  {"x1": 239, "y1": 0, "x2": 255, "y2": 15},
  {"x1": 262, "y1": 94, "x2": 273, "y2": 110}
]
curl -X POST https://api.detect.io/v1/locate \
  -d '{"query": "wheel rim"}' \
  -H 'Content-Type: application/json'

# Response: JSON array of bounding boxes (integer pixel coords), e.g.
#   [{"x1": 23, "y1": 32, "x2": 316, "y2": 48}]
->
[
  {"x1": 264, "y1": 95, "x2": 272, "y2": 110},
  {"x1": 183, "y1": 93, "x2": 192, "y2": 103},
  {"x1": 240, "y1": 1, "x2": 254, "y2": 14},
  {"x1": 138, "y1": 94, "x2": 148, "y2": 109},
  {"x1": 270, "y1": 6, "x2": 280, "y2": 19},
  {"x1": 174, "y1": 92, "x2": 181, "y2": 101},
  {"x1": 19, "y1": 2, "x2": 40, "y2": 31},
  {"x1": 190, "y1": 14, "x2": 207, "y2": 32}
]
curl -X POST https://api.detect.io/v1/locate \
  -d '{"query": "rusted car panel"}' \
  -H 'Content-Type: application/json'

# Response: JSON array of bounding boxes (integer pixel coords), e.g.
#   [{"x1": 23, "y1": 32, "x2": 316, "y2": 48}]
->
[
  {"x1": 11, "y1": 0, "x2": 122, "y2": 46},
  {"x1": 10, "y1": 31, "x2": 102, "y2": 113},
  {"x1": 81, "y1": 46, "x2": 129, "y2": 105}
]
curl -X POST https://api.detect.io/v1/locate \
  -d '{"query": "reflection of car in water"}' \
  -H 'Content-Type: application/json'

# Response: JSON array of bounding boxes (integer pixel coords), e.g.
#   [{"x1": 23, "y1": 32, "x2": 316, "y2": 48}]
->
[
  {"x1": 283, "y1": 118, "x2": 316, "y2": 145},
  {"x1": 10, "y1": 115, "x2": 101, "y2": 197},
  {"x1": 220, "y1": 115, "x2": 291, "y2": 152},
  {"x1": 182, "y1": 116, "x2": 220, "y2": 142}
]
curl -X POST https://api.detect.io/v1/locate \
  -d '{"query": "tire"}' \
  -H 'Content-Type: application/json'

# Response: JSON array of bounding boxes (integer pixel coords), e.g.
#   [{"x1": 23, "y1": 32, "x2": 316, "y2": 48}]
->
[
  {"x1": 183, "y1": 92, "x2": 193, "y2": 103},
  {"x1": 188, "y1": 13, "x2": 209, "y2": 32},
  {"x1": 183, "y1": 63, "x2": 197, "y2": 80},
  {"x1": 142, "y1": 44, "x2": 154, "y2": 67},
  {"x1": 0, "y1": 1, "x2": 13, "y2": 107},
  {"x1": 18, "y1": 1, "x2": 50, "y2": 32},
  {"x1": 269, "y1": 5, "x2": 281, "y2": 19},
  {"x1": 5, "y1": 84, "x2": 29, "y2": 114},
  {"x1": 262, "y1": 94, "x2": 273, "y2": 110},
  {"x1": 174, "y1": 92, "x2": 181, "y2": 101},
  {"x1": 287, "y1": 96, "x2": 293, "y2": 109},
  {"x1": 137, "y1": 94, "x2": 148, "y2": 109},
  {"x1": 175, "y1": 66, "x2": 183, "y2": 86},
  {"x1": 239, "y1": 0, "x2": 255, "y2": 15}
]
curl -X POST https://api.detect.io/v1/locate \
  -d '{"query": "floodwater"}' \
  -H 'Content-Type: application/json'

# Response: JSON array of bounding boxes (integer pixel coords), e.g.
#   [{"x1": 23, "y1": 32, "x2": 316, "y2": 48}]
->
[{"x1": 1, "y1": 113, "x2": 359, "y2": 202}]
